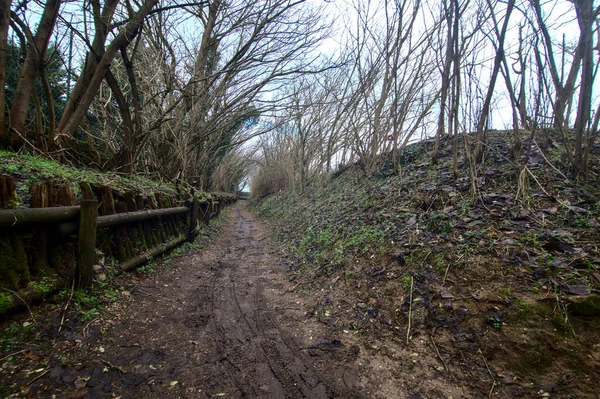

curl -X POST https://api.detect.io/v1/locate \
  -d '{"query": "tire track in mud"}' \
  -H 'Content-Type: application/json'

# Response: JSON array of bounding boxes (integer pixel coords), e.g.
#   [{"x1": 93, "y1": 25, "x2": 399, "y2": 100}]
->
[
  {"x1": 18, "y1": 202, "x2": 364, "y2": 399},
  {"x1": 203, "y1": 205, "x2": 332, "y2": 398}
]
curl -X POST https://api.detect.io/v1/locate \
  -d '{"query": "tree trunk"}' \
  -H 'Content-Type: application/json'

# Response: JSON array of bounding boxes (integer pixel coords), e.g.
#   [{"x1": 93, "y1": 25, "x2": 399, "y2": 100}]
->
[
  {"x1": 432, "y1": 3, "x2": 454, "y2": 162},
  {"x1": 58, "y1": 0, "x2": 158, "y2": 139},
  {"x1": 111, "y1": 45, "x2": 144, "y2": 172},
  {"x1": 8, "y1": 0, "x2": 61, "y2": 148},
  {"x1": 474, "y1": 0, "x2": 514, "y2": 161},
  {"x1": 573, "y1": 0, "x2": 593, "y2": 176},
  {"x1": 57, "y1": 0, "x2": 120, "y2": 133},
  {"x1": 531, "y1": 0, "x2": 582, "y2": 128},
  {"x1": 0, "y1": 0, "x2": 11, "y2": 144}
]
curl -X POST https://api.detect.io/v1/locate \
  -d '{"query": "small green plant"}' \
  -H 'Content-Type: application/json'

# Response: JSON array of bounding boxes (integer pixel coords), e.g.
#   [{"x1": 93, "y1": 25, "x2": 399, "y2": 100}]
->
[
  {"x1": 441, "y1": 220, "x2": 453, "y2": 234},
  {"x1": 552, "y1": 292, "x2": 576, "y2": 337},
  {"x1": 104, "y1": 289, "x2": 120, "y2": 303},
  {"x1": 74, "y1": 290, "x2": 100, "y2": 308},
  {"x1": 459, "y1": 198, "x2": 474, "y2": 215},
  {"x1": 525, "y1": 231, "x2": 540, "y2": 247},
  {"x1": 401, "y1": 275, "x2": 412, "y2": 291},
  {"x1": 138, "y1": 262, "x2": 156, "y2": 274},
  {"x1": 80, "y1": 308, "x2": 100, "y2": 322},
  {"x1": 30, "y1": 277, "x2": 58, "y2": 295},
  {"x1": 573, "y1": 214, "x2": 590, "y2": 227},
  {"x1": 465, "y1": 231, "x2": 477, "y2": 239},
  {"x1": 489, "y1": 316, "x2": 502, "y2": 329}
]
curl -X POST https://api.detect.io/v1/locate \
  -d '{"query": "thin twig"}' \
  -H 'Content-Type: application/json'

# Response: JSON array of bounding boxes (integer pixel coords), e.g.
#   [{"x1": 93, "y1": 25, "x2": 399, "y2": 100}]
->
[
  {"x1": 285, "y1": 281, "x2": 303, "y2": 294},
  {"x1": 525, "y1": 165, "x2": 551, "y2": 197},
  {"x1": 24, "y1": 369, "x2": 50, "y2": 387},
  {"x1": 101, "y1": 359, "x2": 127, "y2": 374},
  {"x1": 82, "y1": 317, "x2": 100, "y2": 339},
  {"x1": 0, "y1": 349, "x2": 28, "y2": 362},
  {"x1": 406, "y1": 275, "x2": 414, "y2": 345},
  {"x1": 533, "y1": 139, "x2": 568, "y2": 180},
  {"x1": 2, "y1": 288, "x2": 37, "y2": 326},
  {"x1": 134, "y1": 288, "x2": 153, "y2": 297},
  {"x1": 9, "y1": 127, "x2": 44, "y2": 155},
  {"x1": 431, "y1": 327, "x2": 448, "y2": 372},
  {"x1": 444, "y1": 254, "x2": 464, "y2": 284},
  {"x1": 58, "y1": 278, "x2": 76, "y2": 333},
  {"x1": 421, "y1": 249, "x2": 432, "y2": 263},
  {"x1": 478, "y1": 348, "x2": 497, "y2": 398}
]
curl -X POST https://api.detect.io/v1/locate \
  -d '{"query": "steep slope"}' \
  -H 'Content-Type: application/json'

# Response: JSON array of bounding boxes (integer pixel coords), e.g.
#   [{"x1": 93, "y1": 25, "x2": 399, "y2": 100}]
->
[{"x1": 252, "y1": 131, "x2": 600, "y2": 398}]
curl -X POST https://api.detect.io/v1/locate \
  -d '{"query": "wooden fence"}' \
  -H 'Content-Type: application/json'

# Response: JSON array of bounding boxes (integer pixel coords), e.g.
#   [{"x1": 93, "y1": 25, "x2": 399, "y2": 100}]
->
[{"x1": 0, "y1": 176, "x2": 236, "y2": 316}]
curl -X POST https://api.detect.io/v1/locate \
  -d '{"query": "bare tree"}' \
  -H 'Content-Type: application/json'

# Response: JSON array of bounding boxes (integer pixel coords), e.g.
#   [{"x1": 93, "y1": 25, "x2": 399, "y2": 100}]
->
[
  {"x1": 0, "y1": 0, "x2": 11, "y2": 141},
  {"x1": 57, "y1": 0, "x2": 158, "y2": 141},
  {"x1": 474, "y1": 0, "x2": 515, "y2": 161},
  {"x1": 572, "y1": 0, "x2": 594, "y2": 177},
  {"x1": 8, "y1": 0, "x2": 62, "y2": 148}
]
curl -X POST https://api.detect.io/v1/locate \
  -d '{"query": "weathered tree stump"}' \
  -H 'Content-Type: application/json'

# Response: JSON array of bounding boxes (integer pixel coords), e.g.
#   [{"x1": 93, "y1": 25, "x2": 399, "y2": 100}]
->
[
  {"x1": 91, "y1": 184, "x2": 115, "y2": 258},
  {"x1": 0, "y1": 177, "x2": 26, "y2": 289},
  {"x1": 29, "y1": 181, "x2": 77, "y2": 279},
  {"x1": 148, "y1": 195, "x2": 166, "y2": 243},
  {"x1": 124, "y1": 191, "x2": 147, "y2": 254},
  {"x1": 136, "y1": 195, "x2": 158, "y2": 248},
  {"x1": 114, "y1": 196, "x2": 134, "y2": 259}
]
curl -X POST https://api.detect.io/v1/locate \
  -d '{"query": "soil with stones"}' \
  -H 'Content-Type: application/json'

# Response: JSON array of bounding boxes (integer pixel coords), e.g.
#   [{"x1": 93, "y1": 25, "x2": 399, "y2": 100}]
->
[{"x1": 1, "y1": 203, "x2": 374, "y2": 398}]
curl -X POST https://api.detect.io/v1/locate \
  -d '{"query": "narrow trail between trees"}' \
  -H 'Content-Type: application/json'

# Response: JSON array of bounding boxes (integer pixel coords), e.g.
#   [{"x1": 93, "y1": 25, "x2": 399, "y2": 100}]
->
[{"x1": 22, "y1": 202, "x2": 367, "y2": 398}]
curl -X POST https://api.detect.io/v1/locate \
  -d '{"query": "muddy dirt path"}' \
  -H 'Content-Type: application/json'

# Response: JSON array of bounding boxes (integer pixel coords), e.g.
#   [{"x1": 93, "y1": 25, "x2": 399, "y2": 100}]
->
[{"x1": 16, "y1": 202, "x2": 367, "y2": 398}]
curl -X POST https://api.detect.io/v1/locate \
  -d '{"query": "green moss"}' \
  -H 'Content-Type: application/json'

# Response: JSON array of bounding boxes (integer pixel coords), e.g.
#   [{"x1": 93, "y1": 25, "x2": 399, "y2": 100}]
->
[
  {"x1": 568, "y1": 295, "x2": 600, "y2": 317},
  {"x1": 0, "y1": 292, "x2": 13, "y2": 314},
  {"x1": 0, "y1": 150, "x2": 195, "y2": 197},
  {"x1": 0, "y1": 235, "x2": 30, "y2": 289}
]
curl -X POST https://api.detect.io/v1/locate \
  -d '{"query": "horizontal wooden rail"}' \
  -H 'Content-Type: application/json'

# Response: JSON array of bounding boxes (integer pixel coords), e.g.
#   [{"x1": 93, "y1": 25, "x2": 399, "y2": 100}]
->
[
  {"x1": 0, "y1": 206, "x2": 80, "y2": 228},
  {"x1": 97, "y1": 206, "x2": 189, "y2": 228},
  {"x1": 119, "y1": 235, "x2": 187, "y2": 273},
  {"x1": 0, "y1": 204, "x2": 192, "y2": 231},
  {"x1": 56, "y1": 206, "x2": 191, "y2": 236}
]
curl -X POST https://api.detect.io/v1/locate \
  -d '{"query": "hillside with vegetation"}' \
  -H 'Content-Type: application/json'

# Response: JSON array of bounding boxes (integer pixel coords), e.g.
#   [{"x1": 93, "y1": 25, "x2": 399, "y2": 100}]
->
[
  {"x1": 251, "y1": 130, "x2": 600, "y2": 398},
  {"x1": 1, "y1": 0, "x2": 600, "y2": 397}
]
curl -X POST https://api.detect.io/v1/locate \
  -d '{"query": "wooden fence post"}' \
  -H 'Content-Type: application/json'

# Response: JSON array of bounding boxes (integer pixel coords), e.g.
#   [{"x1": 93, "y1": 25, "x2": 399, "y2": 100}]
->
[
  {"x1": 77, "y1": 200, "x2": 98, "y2": 288},
  {"x1": 188, "y1": 198, "x2": 199, "y2": 242}
]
